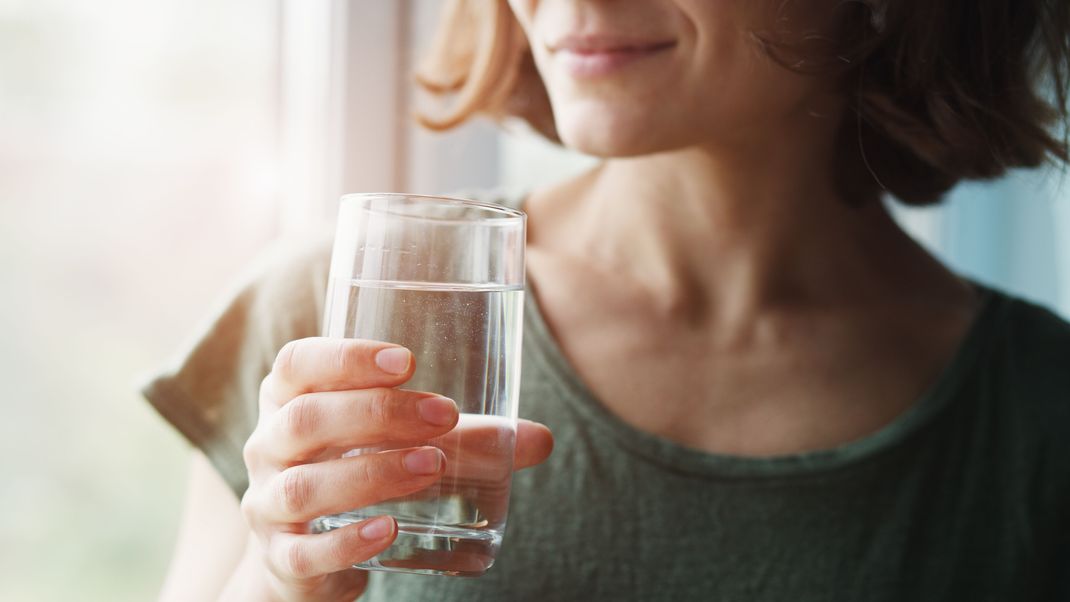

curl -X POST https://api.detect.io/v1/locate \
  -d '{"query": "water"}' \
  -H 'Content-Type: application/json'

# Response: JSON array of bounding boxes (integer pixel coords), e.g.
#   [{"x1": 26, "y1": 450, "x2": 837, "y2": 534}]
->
[{"x1": 311, "y1": 279, "x2": 524, "y2": 576}]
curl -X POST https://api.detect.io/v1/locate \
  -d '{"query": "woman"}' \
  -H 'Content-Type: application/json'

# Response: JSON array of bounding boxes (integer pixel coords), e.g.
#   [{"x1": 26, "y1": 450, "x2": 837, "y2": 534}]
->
[{"x1": 146, "y1": 0, "x2": 1070, "y2": 600}]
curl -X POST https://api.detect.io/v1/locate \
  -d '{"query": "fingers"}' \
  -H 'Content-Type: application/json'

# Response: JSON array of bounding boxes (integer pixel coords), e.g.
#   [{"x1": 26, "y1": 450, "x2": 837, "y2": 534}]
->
[
  {"x1": 424, "y1": 417, "x2": 552, "y2": 477},
  {"x1": 251, "y1": 447, "x2": 446, "y2": 523},
  {"x1": 265, "y1": 337, "x2": 416, "y2": 405},
  {"x1": 255, "y1": 388, "x2": 459, "y2": 466},
  {"x1": 515, "y1": 419, "x2": 554, "y2": 470},
  {"x1": 268, "y1": 516, "x2": 397, "y2": 581}
]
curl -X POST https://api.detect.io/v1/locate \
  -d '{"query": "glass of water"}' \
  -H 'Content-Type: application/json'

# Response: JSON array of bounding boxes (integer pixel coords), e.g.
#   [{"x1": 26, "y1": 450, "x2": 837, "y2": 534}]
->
[{"x1": 310, "y1": 193, "x2": 525, "y2": 577}]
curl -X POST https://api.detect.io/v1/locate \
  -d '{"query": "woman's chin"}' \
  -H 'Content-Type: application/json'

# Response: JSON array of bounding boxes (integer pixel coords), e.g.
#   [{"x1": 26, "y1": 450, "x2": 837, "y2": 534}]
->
[{"x1": 557, "y1": 115, "x2": 670, "y2": 158}]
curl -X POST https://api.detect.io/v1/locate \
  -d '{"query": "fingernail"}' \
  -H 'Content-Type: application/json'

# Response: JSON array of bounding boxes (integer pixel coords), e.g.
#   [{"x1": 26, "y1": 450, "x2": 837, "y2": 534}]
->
[
  {"x1": 359, "y1": 516, "x2": 394, "y2": 541},
  {"x1": 403, "y1": 448, "x2": 443, "y2": 475},
  {"x1": 375, "y1": 347, "x2": 411, "y2": 375},
  {"x1": 418, "y1": 396, "x2": 457, "y2": 426}
]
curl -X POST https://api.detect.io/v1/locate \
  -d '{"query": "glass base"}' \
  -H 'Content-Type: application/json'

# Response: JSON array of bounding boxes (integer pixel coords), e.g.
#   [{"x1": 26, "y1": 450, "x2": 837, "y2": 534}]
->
[{"x1": 311, "y1": 516, "x2": 501, "y2": 577}]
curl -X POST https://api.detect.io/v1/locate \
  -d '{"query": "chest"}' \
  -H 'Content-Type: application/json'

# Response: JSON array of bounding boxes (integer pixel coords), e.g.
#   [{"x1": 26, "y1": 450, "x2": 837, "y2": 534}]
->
[
  {"x1": 526, "y1": 254, "x2": 963, "y2": 456},
  {"x1": 365, "y1": 414, "x2": 1047, "y2": 602}
]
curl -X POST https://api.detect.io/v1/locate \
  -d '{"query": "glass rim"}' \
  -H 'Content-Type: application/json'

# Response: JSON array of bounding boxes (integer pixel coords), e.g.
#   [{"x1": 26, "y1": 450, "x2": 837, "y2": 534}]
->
[{"x1": 339, "y1": 192, "x2": 526, "y2": 223}]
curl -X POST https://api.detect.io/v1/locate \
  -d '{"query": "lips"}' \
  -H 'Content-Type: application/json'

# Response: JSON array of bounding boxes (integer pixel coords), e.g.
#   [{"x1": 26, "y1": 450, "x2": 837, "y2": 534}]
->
[{"x1": 547, "y1": 35, "x2": 677, "y2": 78}]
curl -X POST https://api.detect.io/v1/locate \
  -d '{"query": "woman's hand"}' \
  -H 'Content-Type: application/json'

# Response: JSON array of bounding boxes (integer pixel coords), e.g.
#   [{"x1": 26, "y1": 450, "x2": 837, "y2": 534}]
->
[{"x1": 235, "y1": 337, "x2": 554, "y2": 601}]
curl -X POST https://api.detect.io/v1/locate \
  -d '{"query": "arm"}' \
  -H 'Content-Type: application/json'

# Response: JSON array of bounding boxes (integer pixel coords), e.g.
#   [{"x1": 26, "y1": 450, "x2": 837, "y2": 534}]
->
[
  {"x1": 158, "y1": 339, "x2": 554, "y2": 602},
  {"x1": 157, "y1": 451, "x2": 250, "y2": 602}
]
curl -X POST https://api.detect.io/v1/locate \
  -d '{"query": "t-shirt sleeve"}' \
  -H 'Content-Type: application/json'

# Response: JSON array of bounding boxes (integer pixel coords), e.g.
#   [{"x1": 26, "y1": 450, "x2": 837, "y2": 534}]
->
[
  {"x1": 140, "y1": 232, "x2": 335, "y2": 499},
  {"x1": 1002, "y1": 299, "x2": 1070, "y2": 515}
]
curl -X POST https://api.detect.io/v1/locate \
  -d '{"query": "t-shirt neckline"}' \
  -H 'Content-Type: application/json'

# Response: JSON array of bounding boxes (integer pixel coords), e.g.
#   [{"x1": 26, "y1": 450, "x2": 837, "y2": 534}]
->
[
  {"x1": 523, "y1": 280, "x2": 1010, "y2": 480},
  {"x1": 507, "y1": 186, "x2": 1012, "y2": 480}
]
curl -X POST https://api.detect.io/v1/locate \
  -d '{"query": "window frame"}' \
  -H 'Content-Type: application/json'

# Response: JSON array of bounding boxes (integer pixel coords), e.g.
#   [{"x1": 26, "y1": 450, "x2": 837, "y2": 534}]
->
[{"x1": 277, "y1": 0, "x2": 501, "y2": 236}]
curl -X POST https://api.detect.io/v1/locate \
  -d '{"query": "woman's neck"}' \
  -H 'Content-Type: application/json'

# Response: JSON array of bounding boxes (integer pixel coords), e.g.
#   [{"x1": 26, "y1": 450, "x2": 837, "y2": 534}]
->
[{"x1": 527, "y1": 123, "x2": 971, "y2": 327}]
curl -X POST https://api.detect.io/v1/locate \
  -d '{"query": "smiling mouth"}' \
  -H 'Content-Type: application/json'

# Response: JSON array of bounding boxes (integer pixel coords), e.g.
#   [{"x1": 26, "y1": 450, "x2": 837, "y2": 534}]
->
[{"x1": 548, "y1": 38, "x2": 677, "y2": 78}]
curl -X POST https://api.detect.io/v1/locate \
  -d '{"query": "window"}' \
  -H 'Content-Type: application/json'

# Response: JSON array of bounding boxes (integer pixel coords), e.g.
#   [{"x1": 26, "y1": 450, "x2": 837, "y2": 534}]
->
[
  {"x1": 0, "y1": 0, "x2": 278, "y2": 598},
  {"x1": 891, "y1": 170, "x2": 1070, "y2": 319}
]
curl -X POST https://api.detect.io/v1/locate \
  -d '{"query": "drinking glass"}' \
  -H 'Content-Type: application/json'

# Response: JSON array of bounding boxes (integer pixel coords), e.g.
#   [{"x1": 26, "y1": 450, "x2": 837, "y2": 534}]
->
[{"x1": 310, "y1": 193, "x2": 526, "y2": 577}]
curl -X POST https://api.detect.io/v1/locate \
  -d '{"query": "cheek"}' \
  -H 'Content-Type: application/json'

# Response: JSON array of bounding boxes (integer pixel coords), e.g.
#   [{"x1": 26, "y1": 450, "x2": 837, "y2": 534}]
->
[
  {"x1": 677, "y1": 0, "x2": 838, "y2": 132},
  {"x1": 524, "y1": 0, "x2": 820, "y2": 155},
  {"x1": 534, "y1": 8, "x2": 738, "y2": 153},
  {"x1": 675, "y1": 4, "x2": 766, "y2": 122}
]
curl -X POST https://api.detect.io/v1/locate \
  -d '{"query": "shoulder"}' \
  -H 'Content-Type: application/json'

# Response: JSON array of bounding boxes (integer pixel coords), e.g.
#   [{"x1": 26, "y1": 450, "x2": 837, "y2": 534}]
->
[
  {"x1": 980, "y1": 290, "x2": 1070, "y2": 471},
  {"x1": 156, "y1": 228, "x2": 336, "y2": 376},
  {"x1": 235, "y1": 187, "x2": 524, "y2": 315},
  {"x1": 235, "y1": 229, "x2": 335, "y2": 326},
  {"x1": 219, "y1": 187, "x2": 525, "y2": 344},
  {"x1": 173, "y1": 229, "x2": 337, "y2": 360},
  {"x1": 231, "y1": 188, "x2": 524, "y2": 327},
  {"x1": 992, "y1": 293, "x2": 1070, "y2": 404},
  {"x1": 140, "y1": 229, "x2": 335, "y2": 497}
]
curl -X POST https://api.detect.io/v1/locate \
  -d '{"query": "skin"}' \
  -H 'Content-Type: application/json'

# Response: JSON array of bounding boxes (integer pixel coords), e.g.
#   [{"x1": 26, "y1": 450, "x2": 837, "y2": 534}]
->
[
  {"x1": 510, "y1": 0, "x2": 977, "y2": 455},
  {"x1": 160, "y1": 0, "x2": 979, "y2": 600},
  {"x1": 163, "y1": 340, "x2": 553, "y2": 601}
]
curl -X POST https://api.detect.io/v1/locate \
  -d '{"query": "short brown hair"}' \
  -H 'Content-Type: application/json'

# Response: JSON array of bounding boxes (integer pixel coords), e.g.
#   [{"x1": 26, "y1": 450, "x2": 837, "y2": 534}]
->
[{"x1": 416, "y1": 0, "x2": 1070, "y2": 206}]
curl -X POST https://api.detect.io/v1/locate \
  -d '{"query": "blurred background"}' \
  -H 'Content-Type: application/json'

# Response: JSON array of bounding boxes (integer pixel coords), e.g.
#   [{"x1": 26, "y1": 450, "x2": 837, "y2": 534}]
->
[{"x1": 0, "y1": 1, "x2": 1067, "y2": 600}]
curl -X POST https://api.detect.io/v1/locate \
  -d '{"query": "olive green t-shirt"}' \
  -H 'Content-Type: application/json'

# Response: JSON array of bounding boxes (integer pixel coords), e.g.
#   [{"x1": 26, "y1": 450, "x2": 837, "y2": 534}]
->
[{"x1": 142, "y1": 190, "x2": 1070, "y2": 601}]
